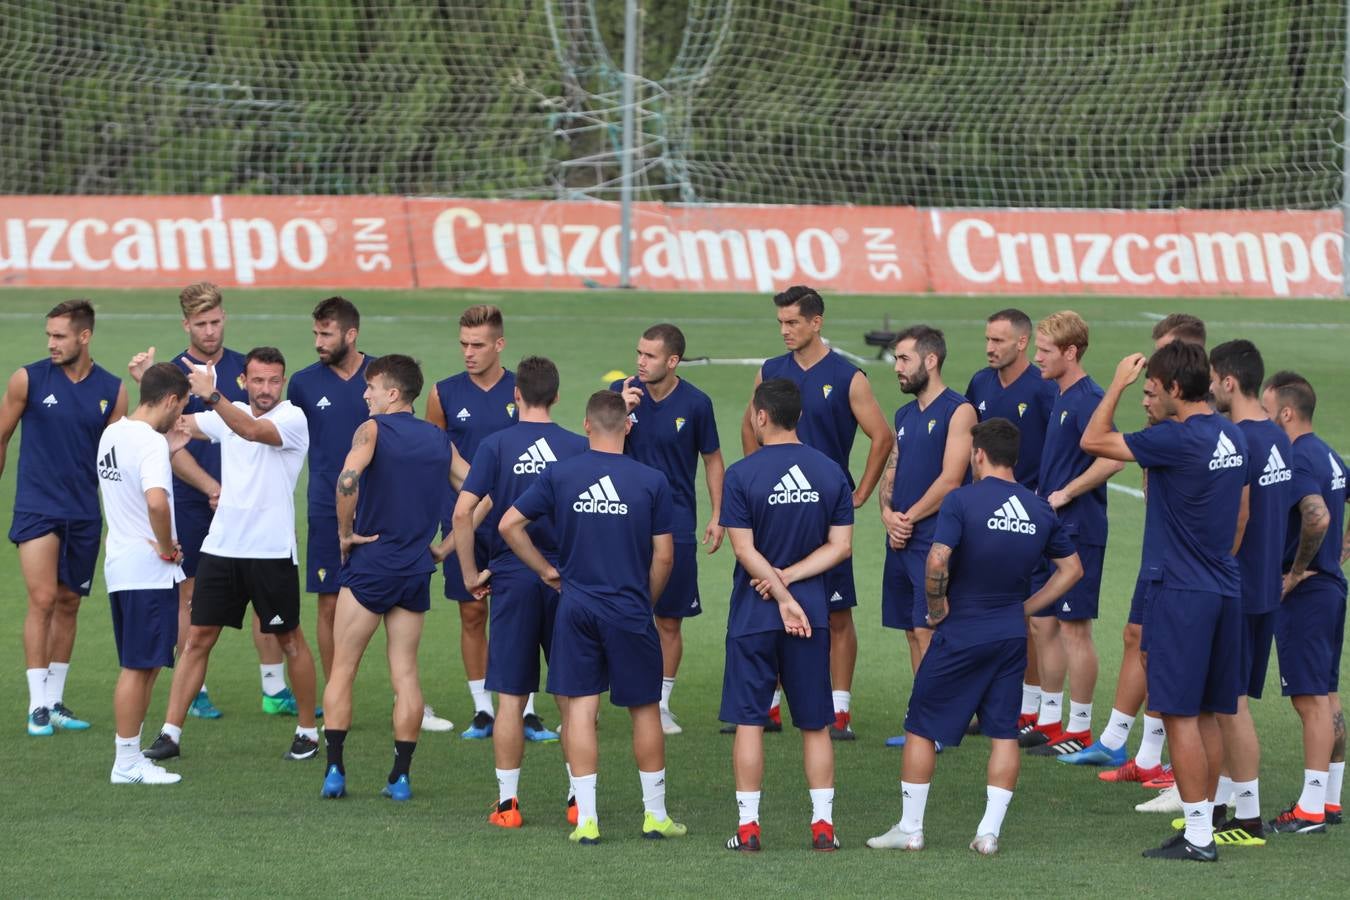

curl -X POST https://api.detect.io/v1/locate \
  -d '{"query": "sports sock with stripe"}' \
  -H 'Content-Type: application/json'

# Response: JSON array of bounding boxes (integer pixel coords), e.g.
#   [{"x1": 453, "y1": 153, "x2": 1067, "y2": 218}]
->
[
  {"x1": 976, "y1": 785, "x2": 1013, "y2": 837},
  {"x1": 1297, "y1": 768, "x2": 1328, "y2": 818},
  {"x1": 389, "y1": 739, "x2": 416, "y2": 783},
  {"x1": 736, "y1": 790, "x2": 761, "y2": 825},
  {"x1": 45, "y1": 662, "x2": 70, "y2": 707},
  {"x1": 1326, "y1": 761, "x2": 1344, "y2": 811},
  {"x1": 640, "y1": 769, "x2": 667, "y2": 820},
  {"x1": 1099, "y1": 708, "x2": 1135, "y2": 750},
  {"x1": 468, "y1": 679, "x2": 493, "y2": 716},
  {"x1": 809, "y1": 787, "x2": 833, "y2": 824},
  {"x1": 496, "y1": 767, "x2": 520, "y2": 803},
  {"x1": 1134, "y1": 715, "x2": 1166, "y2": 769},
  {"x1": 900, "y1": 781, "x2": 929, "y2": 833},
  {"x1": 26, "y1": 668, "x2": 46, "y2": 713},
  {"x1": 1020, "y1": 683, "x2": 1040, "y2": 717},
  {"x1": 325, "y1": 728, "x2": 347, "y2": 775},
  {"x1": 1036, "y1": 692, "x2": 1062, "y2": 728},
  {"x1": 573, "y1": 773, "x2": 598, "y2": 824}
]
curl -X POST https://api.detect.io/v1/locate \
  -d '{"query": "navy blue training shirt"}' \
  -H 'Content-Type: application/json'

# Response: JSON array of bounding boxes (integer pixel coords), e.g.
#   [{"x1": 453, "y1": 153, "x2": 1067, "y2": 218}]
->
[
  {"x1": 965, "y1": 364, "x2": 1056, "y2": 490},
  {"x1": 1038, "y1": 375, "x2": 1112, "y2": 548},
  {"x1": 287, "y1": 353, "x2": 375, "y2": 519},
  {"x1": 760, "y1": 351, "x2": 861, "y2": 487},
  {"x1": 1282, "y1": 431, "x2": 1347, "y2": 588},
  {"x1": 891, "y1": 387, "x2": 972, "y2": 552}
]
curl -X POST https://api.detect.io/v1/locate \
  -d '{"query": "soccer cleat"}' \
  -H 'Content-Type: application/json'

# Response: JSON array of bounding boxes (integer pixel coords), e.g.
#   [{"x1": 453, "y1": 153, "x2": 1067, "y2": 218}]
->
[
  {"x1": 525, "y1": 712, "x2": 560, "y2": 742},
  {"x1": 1027, "y1": 730, "x2": 1092, "y2": 757},
  {"x1": 965, "y1": 716, "x2": 983, "y2": 736},
  {"x1": 1266, "y1": 804, "x2": 1327, "y2": 835},
  {"x1": 382, "y1": 774, "x2": 412, "y2": 801},
  {"x1": 26, "y1": 706, "x2": 53, "y2": 737},
  {"x1": 49, "y1": 703, "x2": 91, "y2": 731},
  {"x1": 1057, "y1": 739, "x2": 1127, "y2": 767},
  {"x1": 420, "y1": 704, "x2": 453, "y2": 733},
  {"x1": 1018, "y1": 723, "x2": 1061, "y2": 749},
  {"x1": 321, "y1": 764, "x2": 346, "y2": 799},
  {"x1": 726, "y1": 821, "x2": 761, "y2": 852},
  {"x1": 489, "y1": 797, "x2": 523, "y2": 828},
  {"x1": 567, "y1": 796, "x2": 579, "y2": 826},
  {"x1": 110, "y1": 758, "x2": 181, "y2": 785},
  {"x1": 261, "y1": 687, "x2": 298, "y2": 716},
  {"x1": 142, "y1": 733, "x2": 181, "y2": 761},
  {"x1": 867, "y1": 822, "x2": 925, "y2": 850},
  {"x1": 1135, "y1": 786, "x2": 1183, "y2": 814},
  {"x1": 569, "y1": 816, "x2": 601, "y2": 845},
  {"x1": 1016, "y1": 713, "x2": 1036, "y2": 733},
  {"x1": 285, "y1": 734, "x2": 319, "y2": 760},
  {"x1": 830, "y1": 710, "x2": 856, "y2": 741},
  {"x1": 767, "y1": 704, "x2": 782, "y2": 731},
  {"x1": 658, "y1": 708, "x2": 683, "y2": 736},
  {"x1": 642, "y1": 811, "x2": 688, "y2": 839},
  {"x1": 811, "y1": 819, "x2": 839, "y2": 851},
  {"x1": 188, "y1": 690, "x2": 223, "y2": 719},
  {"x1": 1142, "y1": 766, "x2": 1176, "y2": 790},
  {"x1": 1213, "y1": 817, "x2": 1267, "y2": 846},
  {"x1": 1099, "y1": 760, "x2": 1167, "y2": 784},
  {"x1": 461, "y1": 710, "x2": 494, "y2": 739},
  {"x1": 885, "y1": 733, "x2": 906, "y2": 748},
  {"x1": 1325, "y1": 805, "x2": 1342, "y2": 825},
  {"x1": 1141, "y1": 832, "x2": 1217, "y2": 861},
  {"x1": 969, "y1": 833, "x2": 1000, "y2": 855}
]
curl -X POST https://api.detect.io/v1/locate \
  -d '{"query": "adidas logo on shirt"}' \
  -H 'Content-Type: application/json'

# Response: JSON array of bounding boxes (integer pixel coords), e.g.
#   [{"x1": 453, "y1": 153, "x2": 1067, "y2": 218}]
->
[
  {"x1": 514, "y1": 438, "x2": 558, "y2": 474},
  {"x1": 574, "y1": 475, "x2": 628, "y2": 515},
  {"x1": 987, "y1": 494, "x2": 1036, "y2": 534},
  {"x1": 316, "y1": 397, "x2": 331, "y2": 409},
  {"x1": 42, "y1": 394, "x2": 57, "y2": 407},
  {"x1": 977, "y1": 400, "x2": 987, "y2": 412},
  {"x1": 1258, "y1": 444, "x2": 1292, "y2": 486},
  {"x1": 1330, "y1": 453, "x2": 1346, "y2": 491},
  {"x1": 268, "y1": 615, "x2": 284, "y2": 626},
  {"x1": 768, "y1": 465, "x2": 819, "y2": 505},
  {"x1": 1208, "y1": 432, "x2": 1244, "y2": 471},
  {"x1": 98, "y1": 447, "x2": 121, "y2": 482},
  {"x1": 456, "y1": 407, "x2": 471, "y2": 421}
]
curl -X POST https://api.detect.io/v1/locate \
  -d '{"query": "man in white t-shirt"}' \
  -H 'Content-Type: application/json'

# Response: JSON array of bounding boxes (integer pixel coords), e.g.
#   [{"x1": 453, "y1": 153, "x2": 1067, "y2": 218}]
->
[
  {"x1": 143, "y1": 347, "x2": 320, "y2": 763},
  {"x1": 98, "y1": 363, "x2": 191, "y2": 785}
]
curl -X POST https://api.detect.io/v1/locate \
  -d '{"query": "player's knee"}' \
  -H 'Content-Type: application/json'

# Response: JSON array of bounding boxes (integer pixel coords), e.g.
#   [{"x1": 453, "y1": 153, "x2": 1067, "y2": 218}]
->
[
  {"x1": 184, "y1": 626, "x2": 220, "y2": 654},
  {"x1": 26, "y1": 587, "x2": 60, "y2": 613},
  {"x1": 460, "y1": 600, "x2": 487, "y2": 630},
  {"x1": 1121, "y1": 623, "x2": 1141, "y2": 649}
]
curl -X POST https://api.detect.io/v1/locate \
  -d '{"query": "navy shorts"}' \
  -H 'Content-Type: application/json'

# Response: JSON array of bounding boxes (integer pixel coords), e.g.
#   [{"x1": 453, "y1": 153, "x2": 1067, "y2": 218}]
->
[
  {"x1": 1239, "y1": 610, "x2": 1276, "y2": 699},
  {"x1": 442, "y1": 524, "x2": 490, "y2": 602},
  {"x1": 486, "y1": 567, "x2": 559, "y2": 696},
  {"x1": 1031, "y1": 543, "x2": 1105, "y2": 620},
  {"x1": 110, "y1": 588, "x2": 178, "y2": 669},
  {"x1": 192, "y1": 554, "x2": 301, "y2": 633},
  {"x1": 653, "y1": 542, "x2": 702, "y2": 619},
  {"x1": 1275, "y1": 575, "x2": 1347, "y2": 697},
  {"x1": 1142, "y1": 588, "x2": 1240, "y2": 716},
  {"x1": 9, "y1": 512, "x2": 100, "y2": 597},
  {"x1": 546, "y1": 596, "x2": 661, "y2": 707},
  {"x1": 1128, "y1": 576, "x2": 1152, "y2": 627},
  {"x1": 881, "y1": 544, "x2": 923, "y2": 631},
  {"x1": 719, "y1": 628, "x2": 832, "y2": 730},
  {"x1": 904, "y1": 633, "x2": 1025, "y2": 747},
  {"x1": 341, "y1": 569, "x2": 431, "y2": 616},
  {"x1": 306, "y1": 516, "x2": 342, "y2": 594},
  {"x1": 173, "y1": 499, "x2": 213, "y2": 579},
  {"x1": 825, "y1": 556, "x2": 857, "y2": 613}
]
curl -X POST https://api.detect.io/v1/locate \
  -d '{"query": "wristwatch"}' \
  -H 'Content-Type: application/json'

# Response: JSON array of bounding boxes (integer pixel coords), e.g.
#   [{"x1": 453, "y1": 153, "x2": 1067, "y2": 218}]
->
[{"x1": 204, "y1": 391, "x2": 221, "y2": 406}]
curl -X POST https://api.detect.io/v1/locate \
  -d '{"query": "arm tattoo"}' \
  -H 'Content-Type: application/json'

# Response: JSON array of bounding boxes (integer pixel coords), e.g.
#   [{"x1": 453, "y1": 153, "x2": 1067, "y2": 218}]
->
[
  {"x1": 925, "y1": 544, "x2": 952, "y2": 619},
  {"x1": 352, "y1": 424, "x2": 371, "y2": 448},
  {"x1": 1292, "y1": 495, "x2": 1330, "y2": 572},
  {"x1": 337, "y1": 469, "x2": 360, "y2": 496}
]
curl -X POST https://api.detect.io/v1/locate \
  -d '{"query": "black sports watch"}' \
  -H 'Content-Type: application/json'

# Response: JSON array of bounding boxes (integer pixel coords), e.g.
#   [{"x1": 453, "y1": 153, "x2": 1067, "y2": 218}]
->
[{"x1": 204, "y1": 390, "x2": 221, "y2": 406}]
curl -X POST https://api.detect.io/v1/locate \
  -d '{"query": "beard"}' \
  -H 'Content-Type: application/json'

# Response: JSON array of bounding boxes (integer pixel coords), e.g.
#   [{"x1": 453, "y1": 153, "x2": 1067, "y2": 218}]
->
[
  {"x1": 899, "y1": 367, "x2": 929, "y2": 396},
  {"x1": 322, "y1": 341, "x2": 350, "y2": 368}
]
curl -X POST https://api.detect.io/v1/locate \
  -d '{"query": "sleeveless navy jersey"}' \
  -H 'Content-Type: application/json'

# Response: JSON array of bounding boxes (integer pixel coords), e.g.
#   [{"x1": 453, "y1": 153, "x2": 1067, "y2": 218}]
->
[
  {"x1": 965, "y1": 365, "x2": 1056, "y2": 490},
  {"x1": 346, "y1": 412, "x2": 451, "y2": 576},
  {"x1": 760, "y1": 350, "x2": 861, "y2": 487},
  {"x1": 434, "y1": 369, "x2": 517, "y2": 526},
  {"x1": 1038, "y1": 375, "x2": 1111, "y2": 547},
  {"x1": 173, "y1": 348, "x2": 248, "y2": 506},
  {"x1": 1234, "y1": 419, "x2": 1292, "y2": 613},
  {"x1": 891, "y1": 387, "x2": 972, "y2": 551},
  {"x1": 1283, "y1": 431, "x2": 1347, "y2": 588},
  {"x1": 287, "y1": 353, "x2": 375, "y2": 518},
  {"x1": 14, "y1": 358, "x2": 121, "y2": 520}
]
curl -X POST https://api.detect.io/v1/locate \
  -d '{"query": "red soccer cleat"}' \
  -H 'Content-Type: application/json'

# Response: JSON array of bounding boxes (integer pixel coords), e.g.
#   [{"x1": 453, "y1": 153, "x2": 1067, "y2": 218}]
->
[{"x1": 1097, "y1": 759, "x2": 1167, "y2": 784}]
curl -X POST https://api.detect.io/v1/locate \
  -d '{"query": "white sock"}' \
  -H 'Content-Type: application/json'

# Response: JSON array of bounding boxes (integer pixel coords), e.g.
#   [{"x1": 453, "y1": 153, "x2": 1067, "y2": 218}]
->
[
  {"x1": 1037, "y1": 691, "x2": 1062, "y2": 728},
  {"x1": 1020, "y1": 683, "x2": 1040, "y2": 717},
  {"x1": 809, "y1": 787, "x2": 834, "y2": 824},
  {"x1": 1099, "y1": 708, "x2": 1135, "y2": 751},
  {"x1": 45, "y1": 662, "x2": 70, "y2": 707},
  {"x1": 468, "y1": 679, "x2": 494, "y2": 716},
  {"x1": 831, "y1": 690, "x2": 851, "y2": 715},
  {"x1": 162, "y1": 722, "x2": 183, "y2": 743},
  {"x1": 977, "y1": 785, "x2": 1013, "y2": 837},
  {"x1": 1216, "y1": 774, "x2": 1235, "y2": 808},
  {"x1": 639, "y1": 769, "x2": 667, "y2": 820},
  {"x1": 523, "y1": 693, "x2": 536, "y2": 718},
  {"x1": 1233, "y1": 779, "x2": 1260, "y2": 819},
  {"x1": 1182, "y1": 800, "x2": 1213, "y2": 846},
  {"x1": 199, "y1": 682, "x2": 208, "y2": 694},
  {"x1": 26, "y1": 668, "x2": 47, "y2": 713},
  {"x1": 496, "y1": 767, "x2": 520, "y2": 804},
  {"x1": 1328, "y1": 761, "x2": 1345, "y2": 809},
  {"x1": 770, "y1": 688, "x2": 781, "y2": 710},
  {"x1": 900, "y1": 781, "x2": 929, "y2": 832},
  {"x1": 1134, "y1": 715, "x2": 1166, "y2": 769},
  {"x1": 1067, "y1": 700, "x2": 1092, "y2": 735},
  {"x1": 296, "y1": 726, "x2": 318, "y2": 741},
  {"x1": 114, "y1": 730, "x2": 142, "y2": 770},
  {"x1": 1297, "y1": 768, "x2": 1328, "y2": 816},
  {"x1": 260, "y1": 663, "x2": 285, "y2": 696},
  {"x1": 574, "y1": 773, "x2": 597, "y2": 824},
  {"x1": 736, "y1": 790, "x2": 761, "y2": 825},
  {"x1": 660, "y1": 677, "x2": 675, "y2": 711},
  {"x1": 565, "y1": 763, "x2": 575, "y2": 802}
]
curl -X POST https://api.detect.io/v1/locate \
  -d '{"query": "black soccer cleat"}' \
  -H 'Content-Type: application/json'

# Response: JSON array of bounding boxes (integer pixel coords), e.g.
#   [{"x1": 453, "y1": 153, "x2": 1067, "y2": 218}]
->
[
  {"x1": 1266, "y1": 804, "x2": 1328, "y2": 835},
  {"x1": 285, "y1": 734, "x2": 319, "y2": 760},
  {"x1": 1141, "y1": 832, "x2": 1218, "y2": 862},
  {"x1": 142, "y1": 732, "x2": 181, "y2": 761}
]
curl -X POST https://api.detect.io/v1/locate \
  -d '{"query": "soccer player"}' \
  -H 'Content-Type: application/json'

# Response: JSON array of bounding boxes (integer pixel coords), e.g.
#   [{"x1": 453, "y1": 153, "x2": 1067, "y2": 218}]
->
[
  {"x1": 98, "y1": 363, "x2": 190, "y2": 784},
  {"x1": 1081, "y1": 342, "x2": 1248, "y2": 861},
  {"x1": 1, "y1": 299, "x2": 125, "y2": 735},
  {"x1": 320, "y1": 355, "x2": 451, "y2": 801},
  {"x1": 143, "y1": 348, "x2": 320, "y2": 763},
  {"x1": 450, "y1": 356, "x2": 588, "y2": 825},
  {"x1": 867, "y1": 418, "x2": 1081, "y2": 855},
  {"x1": 739, "y1": 286, "x2": 891, "y2": 739},
  {"x1": 1261, "y1": 371, "x2": 1346, "y2": 834},
  {"x1": 426, "y1": 305, "x2": 519, "y2": 739},
  {"x1": 720, "y1": 379, "x2": 853, "y2": 853},
  {"x1": 613, "y1": 324, "x2": 725, "y2": 735},
  {"x1": 500, "y1": 390, "x2": 685, "y2": 845}
]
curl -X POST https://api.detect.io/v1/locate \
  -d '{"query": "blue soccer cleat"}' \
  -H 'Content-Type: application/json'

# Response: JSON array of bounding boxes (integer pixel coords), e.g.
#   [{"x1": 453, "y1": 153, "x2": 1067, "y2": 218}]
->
[
  {"x1": 27, "y1": 706, "x2": 54, "y2": 737},
  {"x1": 461, "y1": 711, "x2": 494, "y2": 740},
  {"x1": 382, "y1": 774, "x2": 412, "y2": 801},
  {"x1": 885, "y1": 734, "x2": 943, "y2": 753},
  {"x1": 1057, "y1": 739, "x2": 1127, "y2": 767},
  {"x1": 188, "y1": 690, "x2": 223, "y2": 720},
  {"x1": 49, "y1": 703, "x2": 91, "y2": 731},
  {"x1": 262, "y1": 687, "x2": 298, "y2": 716},
  {"x1": 321, "y1": 765, "x2": 346, "y2": 799},
  {"x1": 523, "y1": 713, "x2": 559, "y2": 743}
]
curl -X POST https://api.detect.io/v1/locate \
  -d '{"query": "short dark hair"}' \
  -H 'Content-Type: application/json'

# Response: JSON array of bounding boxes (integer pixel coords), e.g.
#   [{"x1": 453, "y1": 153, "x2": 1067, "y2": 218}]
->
[
  {"x1": 752, "y1": 378, "x2": 802, "y2": 431},
  {"x1": 516, "y1": 356, "x2": 560, "y2": 407},
  {"x1": 642, "y1": 323, "x2": 686, "y2": 360},
  {"x1": 245, "y1": 346, "x2": 287, "y2": 376},
  {"x1": 366, "y1": 354, "x2": 423, "y2": 404},
  {"x1": 139, "y1": 362, "x2": 189, "y2": 407},
  {"x1": 47, "y1": 299, "x2": 95, "y2": 334},
  {"x1": 1264, "y1": 370, "x2": 1317, "y2": 422},
  {"x1": 312, "y1": 296, "x2": 360, "y2": 332},
  {"x1": 773, "y1": 285, "x2": 824, "y2": 319},
  {"x1": 586, "y1": 390, "x2": 629, "y2": 433},
  {"x1": 971, "y1": 417, "x2": 1021, "y2": 468},
  {"x1": 988, "y1": 308, "x2": 1032, "y2": 335},
  {"x1": 895, "y1": 324, "x2": 947, "y2": 371},
  {"x1": 1209, "y1": 340, "x2": 1264, "y2": 399},
  {"x1": 1146, "y1": 341, "x2": 1210, "y2": 402},
  {"x1": 1151, "y1": 313, "x2": 1206, "y2": 345}
]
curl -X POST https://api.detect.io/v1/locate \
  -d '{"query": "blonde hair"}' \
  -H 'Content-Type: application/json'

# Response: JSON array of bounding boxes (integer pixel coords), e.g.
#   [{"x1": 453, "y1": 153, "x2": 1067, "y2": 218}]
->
[
  {"x1": 459, "y1": 304, "x2": 503, "y2": 335},
  {"x1": 1037, "y1": 310, "x2": 1089, "y2": 359},
  {"x1": 179, "y1": 282, "x2": 223, "y2": 319}
]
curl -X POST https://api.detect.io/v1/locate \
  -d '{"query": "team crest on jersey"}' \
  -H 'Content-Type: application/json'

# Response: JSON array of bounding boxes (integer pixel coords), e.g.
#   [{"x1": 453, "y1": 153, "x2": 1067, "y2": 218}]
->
[
  {"x1": 927, "y1": 419, "x2": 936, "y2": 434},
  {"x1": 1060, "y1": 410, "x2": 1068, "y2": 426},
  {"x1": 822, "y1": 385, "x2": 833, "y2": 399},
  {"x1": 506, "y1": 402, "x2": 516, "y2": 417},
  {"x1": 317, "y1": 567, "x2": 327, "y2": 583},
  {"x1": 897, "y1": 426, "x2": 905, "y2": 441},
  {"x1": 977, "y1": 400, "x2": 986, "y2": 413},
  {"x1": 674, "y1": 417, "x2": 686, "y2": 432},
  {"x1": 99, "y1": 398, "x2": 109, "y2": 414},
  {"x1": 628, "y1": 412, "x2": 638, "y2": 424},
  {"x1": 235, "y1": 374, "x2": 245, "y2": 390},
  {"x1": 1017, "y1": 402, "x2": 1027, "y2": 418}
]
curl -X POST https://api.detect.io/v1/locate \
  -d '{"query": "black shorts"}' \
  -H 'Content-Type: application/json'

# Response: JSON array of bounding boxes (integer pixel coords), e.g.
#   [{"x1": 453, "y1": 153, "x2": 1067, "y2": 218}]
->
[{"x1": 191, "y1": 553, "x2": 301, "y2": 634}]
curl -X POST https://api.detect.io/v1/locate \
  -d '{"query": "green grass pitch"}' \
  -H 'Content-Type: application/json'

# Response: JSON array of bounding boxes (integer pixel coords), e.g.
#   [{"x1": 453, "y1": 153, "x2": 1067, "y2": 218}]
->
[{"x1": 1, "y1": 289, "x2": 1347, "y2": 896}]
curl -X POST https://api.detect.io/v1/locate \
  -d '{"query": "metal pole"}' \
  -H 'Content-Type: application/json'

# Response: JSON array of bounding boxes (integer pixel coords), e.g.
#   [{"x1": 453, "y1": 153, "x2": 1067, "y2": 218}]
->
[
  {"x1": 618, "y1": 0, "x2": 638, "y2": 289},
  {"x1": 1342, "y1": 0, "x2": 1350, "y2": 296}
]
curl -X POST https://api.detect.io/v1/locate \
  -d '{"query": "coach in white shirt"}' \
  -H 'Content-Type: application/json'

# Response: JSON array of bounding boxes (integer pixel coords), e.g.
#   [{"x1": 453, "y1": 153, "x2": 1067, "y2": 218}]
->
[
  {"x1": 98, "y1": 363, "x2": 191, "y2": 785},
  {"x1": 143, "y1": 347, "x2": 321, "y2": 764}
]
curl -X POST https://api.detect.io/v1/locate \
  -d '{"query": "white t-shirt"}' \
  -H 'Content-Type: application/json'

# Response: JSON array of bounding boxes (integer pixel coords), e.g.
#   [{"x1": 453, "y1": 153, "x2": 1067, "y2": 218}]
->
[
  {"x1": 97, "y1": 418, "x2": 185, "y2": 592},
  {"x1": 198, "y1": 400, "x2": 309, "y2": 561}
]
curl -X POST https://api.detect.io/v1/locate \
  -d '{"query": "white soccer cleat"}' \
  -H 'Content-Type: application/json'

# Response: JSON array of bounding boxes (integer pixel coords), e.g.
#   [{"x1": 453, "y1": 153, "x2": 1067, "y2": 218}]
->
[
  {"x1": 1135, "y1": 785, "x2": 1183, "y2": 814},
  {"x1": 421, "y1": 705, "x2": 454, "y2": 733},
  {"x1": 866, "y1": 823, "x2": 925, "y2": 850},
  {"x1": 969, "y1": 833, "x2": 999, "y2": 855},
  {"x1": 659, "y1": 707, "x2": 683, "y2": 735},
  {"x1": 111, "y1": 758, "x2": 182, "y2": 785}
]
